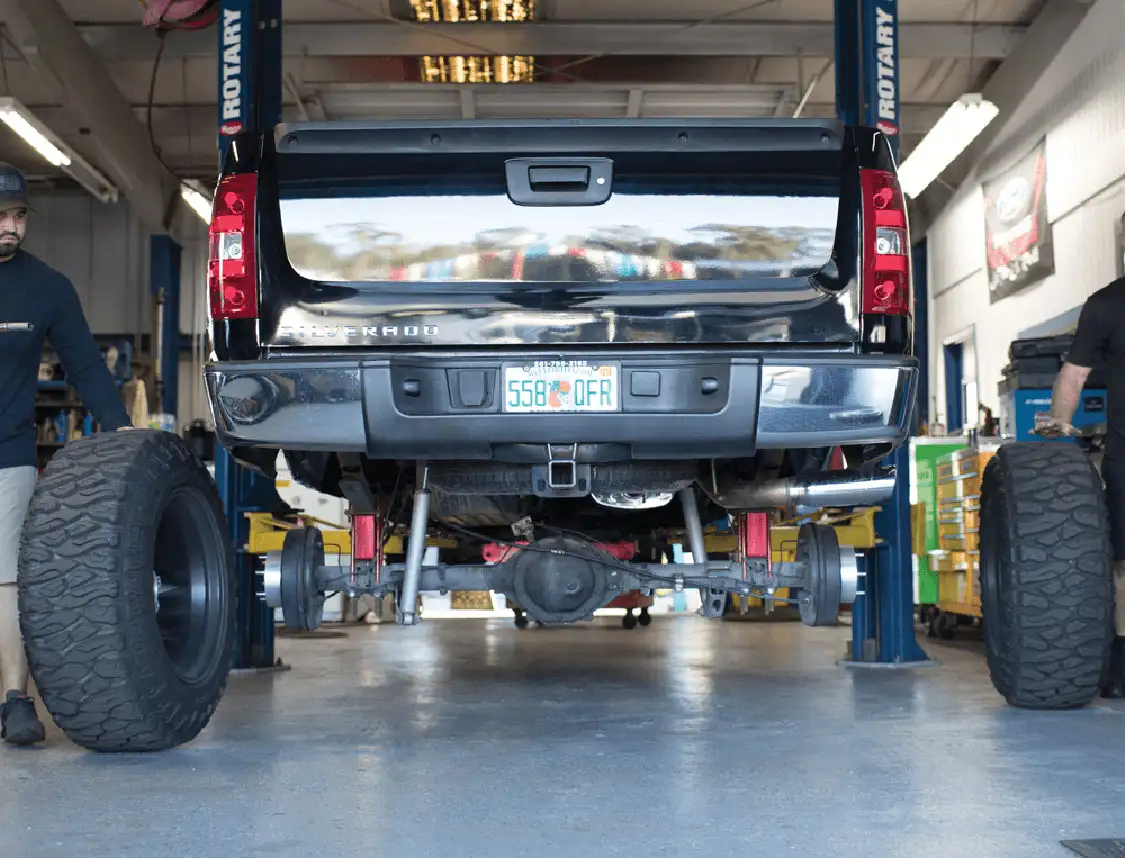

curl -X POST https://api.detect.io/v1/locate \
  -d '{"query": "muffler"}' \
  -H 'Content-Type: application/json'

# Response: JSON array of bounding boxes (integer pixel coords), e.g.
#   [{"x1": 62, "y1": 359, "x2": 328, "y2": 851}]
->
[{"x1": 710, "y1": 469, "x2": 896, "y2": 510}]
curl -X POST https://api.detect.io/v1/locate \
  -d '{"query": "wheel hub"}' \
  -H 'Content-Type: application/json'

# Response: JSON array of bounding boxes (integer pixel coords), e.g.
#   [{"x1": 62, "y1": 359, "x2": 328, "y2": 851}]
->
[
  {"x1": 265, "y1": 527, "x2": 327, "y2": 631},
  {"x1": 795, "y1": 523, "x2": 844, "y2": 627}
]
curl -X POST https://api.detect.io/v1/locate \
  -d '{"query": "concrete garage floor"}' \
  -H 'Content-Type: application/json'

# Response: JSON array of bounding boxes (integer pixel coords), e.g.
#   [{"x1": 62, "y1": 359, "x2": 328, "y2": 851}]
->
[{"x1": 2, "y1": 618, "x2": 1125, "y2": 858}]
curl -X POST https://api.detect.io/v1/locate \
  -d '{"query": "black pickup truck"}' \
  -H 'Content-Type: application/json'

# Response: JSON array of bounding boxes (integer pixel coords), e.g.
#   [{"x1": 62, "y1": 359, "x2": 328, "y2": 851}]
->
[
  {"x1": 209, "y1": 119, "x2": 914, "y2": 473},
  {"x1": 16, "y1": 118, "x2": 921, "y2": 751}
]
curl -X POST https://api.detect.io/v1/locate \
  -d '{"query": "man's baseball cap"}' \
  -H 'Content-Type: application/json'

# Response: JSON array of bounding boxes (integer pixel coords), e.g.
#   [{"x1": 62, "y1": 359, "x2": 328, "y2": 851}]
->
[{"x1": 0, "y1": 162, "x2": 30, "y2": 210}]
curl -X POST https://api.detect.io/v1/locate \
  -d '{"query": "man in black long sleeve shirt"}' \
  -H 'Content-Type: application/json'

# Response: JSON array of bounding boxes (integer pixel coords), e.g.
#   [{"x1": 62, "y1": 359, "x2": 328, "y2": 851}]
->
[{"x1": 0, "y1": 164, "x2": 132, "y2": 745}]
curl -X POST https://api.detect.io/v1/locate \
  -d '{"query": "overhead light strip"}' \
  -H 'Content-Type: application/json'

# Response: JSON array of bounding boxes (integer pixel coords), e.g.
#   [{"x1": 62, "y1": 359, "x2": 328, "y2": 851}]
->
[
  {"x1": 897, "y1": 93, "x2": 1000, "y2": 199},
  {"x1": 0, "y1": 97, "x2": 119, "y2": 204},
  {"x1": 180, "y1": 180, "x2": 213, "y2": 223}
]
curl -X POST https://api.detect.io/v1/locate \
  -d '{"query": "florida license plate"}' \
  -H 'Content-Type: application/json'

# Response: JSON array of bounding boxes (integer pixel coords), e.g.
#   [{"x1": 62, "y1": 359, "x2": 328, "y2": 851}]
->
[{"x1": 502, "y1": 361, "x2": 619, "y2": 413}]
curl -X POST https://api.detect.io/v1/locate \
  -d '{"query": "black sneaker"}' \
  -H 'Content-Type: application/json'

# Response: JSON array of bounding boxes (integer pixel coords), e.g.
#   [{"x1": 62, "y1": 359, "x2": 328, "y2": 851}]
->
[
  {"x1": 1, "y1": 691, "x2": 46, "y2": 745},
  {"x1": 1101, "y1": 637, "x2": 1125, "y2": 699}
]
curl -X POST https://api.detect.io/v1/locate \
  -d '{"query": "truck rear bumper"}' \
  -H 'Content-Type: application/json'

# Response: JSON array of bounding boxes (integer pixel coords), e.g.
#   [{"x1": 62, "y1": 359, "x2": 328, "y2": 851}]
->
[{"x1": 204, "y1": 351, "x2": 917, "y2": 461}]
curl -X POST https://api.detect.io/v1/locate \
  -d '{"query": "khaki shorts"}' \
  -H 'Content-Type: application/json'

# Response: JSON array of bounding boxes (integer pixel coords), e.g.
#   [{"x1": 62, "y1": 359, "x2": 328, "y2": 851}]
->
[{"x1": 0, "y1": 466, "x2": 37, "y2": 585}]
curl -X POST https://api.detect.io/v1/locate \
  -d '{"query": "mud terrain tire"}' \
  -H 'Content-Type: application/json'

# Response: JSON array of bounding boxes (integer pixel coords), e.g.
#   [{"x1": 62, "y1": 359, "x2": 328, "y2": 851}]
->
[
  {"x1": 18, "y1": 430, "x2": 235, "y2": 751},
  {"x1": 979, "y1": 442, "x2": 1113, "y2": 709}
]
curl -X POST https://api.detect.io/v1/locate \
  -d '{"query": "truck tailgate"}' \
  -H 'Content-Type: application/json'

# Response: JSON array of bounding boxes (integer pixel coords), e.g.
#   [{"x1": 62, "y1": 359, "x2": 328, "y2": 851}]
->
[{"x1": 258, "y1": 119, "x2": 859, "y2": 349}]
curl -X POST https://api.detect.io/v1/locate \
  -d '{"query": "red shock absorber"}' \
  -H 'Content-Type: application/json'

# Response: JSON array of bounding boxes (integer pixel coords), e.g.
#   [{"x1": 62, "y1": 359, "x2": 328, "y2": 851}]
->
[
  {"x1": 351, "y1": 514, "x2": 382, "y2": 586},
  {"x1": 738, "y1": 513, "x2": 771, "y2": 579}
]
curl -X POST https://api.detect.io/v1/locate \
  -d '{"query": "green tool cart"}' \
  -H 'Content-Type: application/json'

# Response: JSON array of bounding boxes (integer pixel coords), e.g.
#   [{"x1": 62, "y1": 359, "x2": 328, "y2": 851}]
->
[{"x1": 909, "y1": 436, "x2": 968, "y2": 612}]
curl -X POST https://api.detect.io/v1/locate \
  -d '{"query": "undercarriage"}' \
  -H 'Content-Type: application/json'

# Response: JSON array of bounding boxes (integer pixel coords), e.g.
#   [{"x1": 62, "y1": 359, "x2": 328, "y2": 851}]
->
[{"x1": 263, "y1": 472, "x2": 864, "y2": 631}]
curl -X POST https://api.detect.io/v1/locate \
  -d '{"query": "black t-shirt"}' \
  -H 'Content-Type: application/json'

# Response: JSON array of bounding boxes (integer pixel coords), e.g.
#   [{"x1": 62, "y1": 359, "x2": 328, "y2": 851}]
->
[
  {"x1": 1067, "y1": 277, "x2": 1125, "y2": 454},
  {"x1": 0, "y1": 249, "x2": 131, "y2": 469}
]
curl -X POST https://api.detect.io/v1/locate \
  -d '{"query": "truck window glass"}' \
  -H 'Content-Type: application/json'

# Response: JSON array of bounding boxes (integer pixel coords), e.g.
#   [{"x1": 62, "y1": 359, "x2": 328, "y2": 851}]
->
[{"x1": 277, "y1": 172, "x2": 839, "y2": 285}]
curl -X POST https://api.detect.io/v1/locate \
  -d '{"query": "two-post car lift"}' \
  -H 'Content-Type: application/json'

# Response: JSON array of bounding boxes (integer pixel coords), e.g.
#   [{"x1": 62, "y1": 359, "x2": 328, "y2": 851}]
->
[{"x1": 213, "y1": 0, "x2": 930, "y2": 668}]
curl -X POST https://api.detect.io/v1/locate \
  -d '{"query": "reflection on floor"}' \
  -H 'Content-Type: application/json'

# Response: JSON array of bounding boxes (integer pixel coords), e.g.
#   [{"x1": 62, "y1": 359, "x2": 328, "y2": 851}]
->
[{"x1": 2, "y1": 617, "x2": 1123, "y2": 858}]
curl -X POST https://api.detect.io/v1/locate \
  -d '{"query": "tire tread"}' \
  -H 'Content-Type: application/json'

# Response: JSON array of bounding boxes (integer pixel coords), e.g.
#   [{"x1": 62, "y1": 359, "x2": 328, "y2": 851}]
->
[
  {"x1": 18, "y1": 431, "x2": 233, "y2": 751},
  {"x1": 981, "y1": 442, "x2": 1113, "y2": 709}
]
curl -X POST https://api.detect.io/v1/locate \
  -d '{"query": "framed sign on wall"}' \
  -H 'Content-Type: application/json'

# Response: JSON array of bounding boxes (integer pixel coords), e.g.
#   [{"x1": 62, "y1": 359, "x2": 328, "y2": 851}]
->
[{"x1": 983, "y1": 138, "x2": 1055, "y2": 303}]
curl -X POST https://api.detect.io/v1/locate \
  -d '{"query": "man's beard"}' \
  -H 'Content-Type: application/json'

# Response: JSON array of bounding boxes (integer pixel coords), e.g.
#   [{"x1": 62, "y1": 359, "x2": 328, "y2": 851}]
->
[{"x1": 0, "y1": 234, "x2": 21, "y2": 259}]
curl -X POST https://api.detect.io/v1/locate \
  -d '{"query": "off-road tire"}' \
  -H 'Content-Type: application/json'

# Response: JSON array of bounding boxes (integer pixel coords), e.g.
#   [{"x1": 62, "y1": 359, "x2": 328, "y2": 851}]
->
[
  {"x1": 979, "y1": 442, "x2": 1114, "y2": 709},
  {"x1": 18, "y1": 430, "x2": 236, "y2": 751}
]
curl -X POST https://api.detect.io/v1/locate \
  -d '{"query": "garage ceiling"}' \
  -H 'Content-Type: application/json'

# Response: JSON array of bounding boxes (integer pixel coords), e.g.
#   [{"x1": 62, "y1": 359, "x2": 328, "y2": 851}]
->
[{"x1": 0, "y1": 0, "x2": 1048, "y2": 194}]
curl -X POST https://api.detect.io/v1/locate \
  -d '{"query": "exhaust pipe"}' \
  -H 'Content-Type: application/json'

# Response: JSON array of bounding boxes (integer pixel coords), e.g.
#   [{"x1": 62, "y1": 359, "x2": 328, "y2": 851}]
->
[{"x1": 711, "y1": 470, "x2": 896, "y2": 510}]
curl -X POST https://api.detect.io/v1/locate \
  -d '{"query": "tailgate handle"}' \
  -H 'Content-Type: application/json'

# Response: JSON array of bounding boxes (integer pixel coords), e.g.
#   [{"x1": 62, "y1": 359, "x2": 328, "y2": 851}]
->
[
  {"x1": 529, "y1": 166, "x2": 589, "y2": 189},
  {"x1": 505, "y1": 157, "x2": 613, "y2": 206}
]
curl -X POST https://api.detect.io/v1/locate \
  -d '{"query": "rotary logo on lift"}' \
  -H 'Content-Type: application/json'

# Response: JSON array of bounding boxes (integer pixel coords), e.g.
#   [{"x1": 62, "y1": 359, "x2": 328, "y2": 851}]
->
[
  {"x1": 219, "y1": 8, "x2": 244, "y2": 136},
  {"x1": 874, "y1": 1, "x2": 899, "y2": 138}
]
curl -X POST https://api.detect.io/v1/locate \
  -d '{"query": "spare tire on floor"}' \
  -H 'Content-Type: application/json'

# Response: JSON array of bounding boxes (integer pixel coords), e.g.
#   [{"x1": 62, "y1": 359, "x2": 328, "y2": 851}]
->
[
  {"x1": 979, "y1": 441, "x2": 1114, "y2": 710},
  {"x1": 18, "y1": 430, "x2": 235, "y2": 751}
]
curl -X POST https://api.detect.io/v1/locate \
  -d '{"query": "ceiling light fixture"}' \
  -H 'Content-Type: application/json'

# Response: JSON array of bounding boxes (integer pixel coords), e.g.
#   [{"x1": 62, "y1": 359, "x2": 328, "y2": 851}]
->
[
  {"x1": 411, "y1": 0, "x2": 536, "y2": 85},
  {"x1": 897, "y1": 94, "x2": 1000, "y2": 199},
  {"x1": 0, "y1": 97, "x2": 119, "y2": 203},
  {"x1": 180, "y1": 180, "x2": 213, "y2": 222}
]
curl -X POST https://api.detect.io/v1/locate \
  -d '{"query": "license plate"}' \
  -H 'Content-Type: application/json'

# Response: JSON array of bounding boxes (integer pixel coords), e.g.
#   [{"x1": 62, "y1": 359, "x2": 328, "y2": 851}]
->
[{"x1": 502, "y1": 361, "x2": 619, "y2": 413}]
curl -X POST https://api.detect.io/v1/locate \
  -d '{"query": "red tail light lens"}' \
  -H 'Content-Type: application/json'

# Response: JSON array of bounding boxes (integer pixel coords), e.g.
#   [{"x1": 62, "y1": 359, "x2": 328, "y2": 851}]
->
[
  {"x1": 207, "y1": 174, "x2": 258, "y2": 321},
  {"x1": 860, "y1": 169, "x2": 911, "y2": 316}
]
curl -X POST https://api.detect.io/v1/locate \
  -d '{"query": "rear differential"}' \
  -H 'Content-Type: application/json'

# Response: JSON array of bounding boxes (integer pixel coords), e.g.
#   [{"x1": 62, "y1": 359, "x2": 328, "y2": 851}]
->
[{"x1": 506, "y1": 537, "x2": 615, "y2": 625}]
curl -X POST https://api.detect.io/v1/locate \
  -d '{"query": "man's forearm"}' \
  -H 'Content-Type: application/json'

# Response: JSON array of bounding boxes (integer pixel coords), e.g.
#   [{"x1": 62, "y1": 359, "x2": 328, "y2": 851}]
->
[
  {"x1": 48, "y1": 279, "x2": 133, "y2": 431},
  {"x1": 1050, "y1": 362, "x2": 1092, "y2": 424},
  {"x1": 72, "y1": 366, "x2": 132, "y2": 430}
]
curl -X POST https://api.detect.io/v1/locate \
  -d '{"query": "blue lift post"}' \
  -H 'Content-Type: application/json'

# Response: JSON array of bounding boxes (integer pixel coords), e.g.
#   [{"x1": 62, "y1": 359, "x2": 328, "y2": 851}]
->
[
  {"x1": 836, "y1": 0, "x2": 931, "y2": 666},
  {"x1": 214, "y1": 449, "x2": 283, "y2": 669},
  {"x1": 215, "y1": 0, "x2": 286, "y2": 670}
]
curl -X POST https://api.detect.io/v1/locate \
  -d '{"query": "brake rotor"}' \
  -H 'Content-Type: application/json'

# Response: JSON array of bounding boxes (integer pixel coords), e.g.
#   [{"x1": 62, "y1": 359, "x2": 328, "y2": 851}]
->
[
  {"x1": 795, "y1": 523, "x2": 843, "y2": 627},
  {"x1": 279, "y1": 527, "x2": 326, "y2": 631}
]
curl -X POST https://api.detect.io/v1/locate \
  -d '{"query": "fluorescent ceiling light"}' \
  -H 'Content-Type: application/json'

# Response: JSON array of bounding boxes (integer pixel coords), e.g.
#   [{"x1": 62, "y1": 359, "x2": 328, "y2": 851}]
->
[
  {"x1": 897, "y1": 94, "x2": 1000, "y2": 199},
  {"x1": 180, "y1": 181, "x2": 213, "y2": 223},
  {"x1": 0, "y1": 111, "x2": 69, "y2": 167},
  {"x1": 0, "y1": 97, "x2": 118, "y2": 204}
]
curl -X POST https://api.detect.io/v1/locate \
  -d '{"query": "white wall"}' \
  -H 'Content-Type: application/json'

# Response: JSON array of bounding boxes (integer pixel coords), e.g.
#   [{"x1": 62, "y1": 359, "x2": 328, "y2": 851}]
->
[
  {"x1": 22, "y1": 191, "x2": 153, "y2": 335},
  {"x1": 25, "y1": 190, "x2": 215, "y2": 426},
  {"x1": 926, "y1": 0, "x2": 1125, "y2": 425},
  {"x1": 178, "y1": 227, "x2": 211, "y2": 428}
]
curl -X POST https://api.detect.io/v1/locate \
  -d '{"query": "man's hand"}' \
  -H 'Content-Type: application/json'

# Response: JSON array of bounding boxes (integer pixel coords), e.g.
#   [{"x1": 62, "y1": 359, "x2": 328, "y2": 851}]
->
[{"x1": 1033, "y1": 415, "x2": 1077, "y2": 439}]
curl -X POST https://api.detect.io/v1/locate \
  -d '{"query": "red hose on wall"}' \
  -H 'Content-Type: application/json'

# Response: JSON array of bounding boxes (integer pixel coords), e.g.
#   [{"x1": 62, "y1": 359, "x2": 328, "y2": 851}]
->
[{"x1": 142, "y1": 0, "x2": 220, "y2": 31}]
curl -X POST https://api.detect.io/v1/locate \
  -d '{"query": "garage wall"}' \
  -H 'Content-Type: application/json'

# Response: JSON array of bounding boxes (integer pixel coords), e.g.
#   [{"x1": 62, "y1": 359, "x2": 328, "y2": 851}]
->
[
  {"x1": 22, "y1": 191, "x2": 153, "y2": 335},
  {"x1": 925, "y1": 0, "x2": 1125, "y2": 426}
]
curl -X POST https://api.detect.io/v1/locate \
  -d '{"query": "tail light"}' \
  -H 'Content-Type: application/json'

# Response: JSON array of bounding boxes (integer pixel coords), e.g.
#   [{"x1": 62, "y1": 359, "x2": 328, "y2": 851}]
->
[
  {"x1": 860, "y1": 169, "x2": 911, "y2": 317},
  {"x1": 207, "y1": 173, "x2": 258, "y2": 321}
]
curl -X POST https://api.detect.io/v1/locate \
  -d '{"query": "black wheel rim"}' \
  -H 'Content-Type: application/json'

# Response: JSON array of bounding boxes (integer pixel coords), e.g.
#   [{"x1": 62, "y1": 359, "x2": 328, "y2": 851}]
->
[{"x1": 153, "y1": 487, "x2": 228, "y2": 684}]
